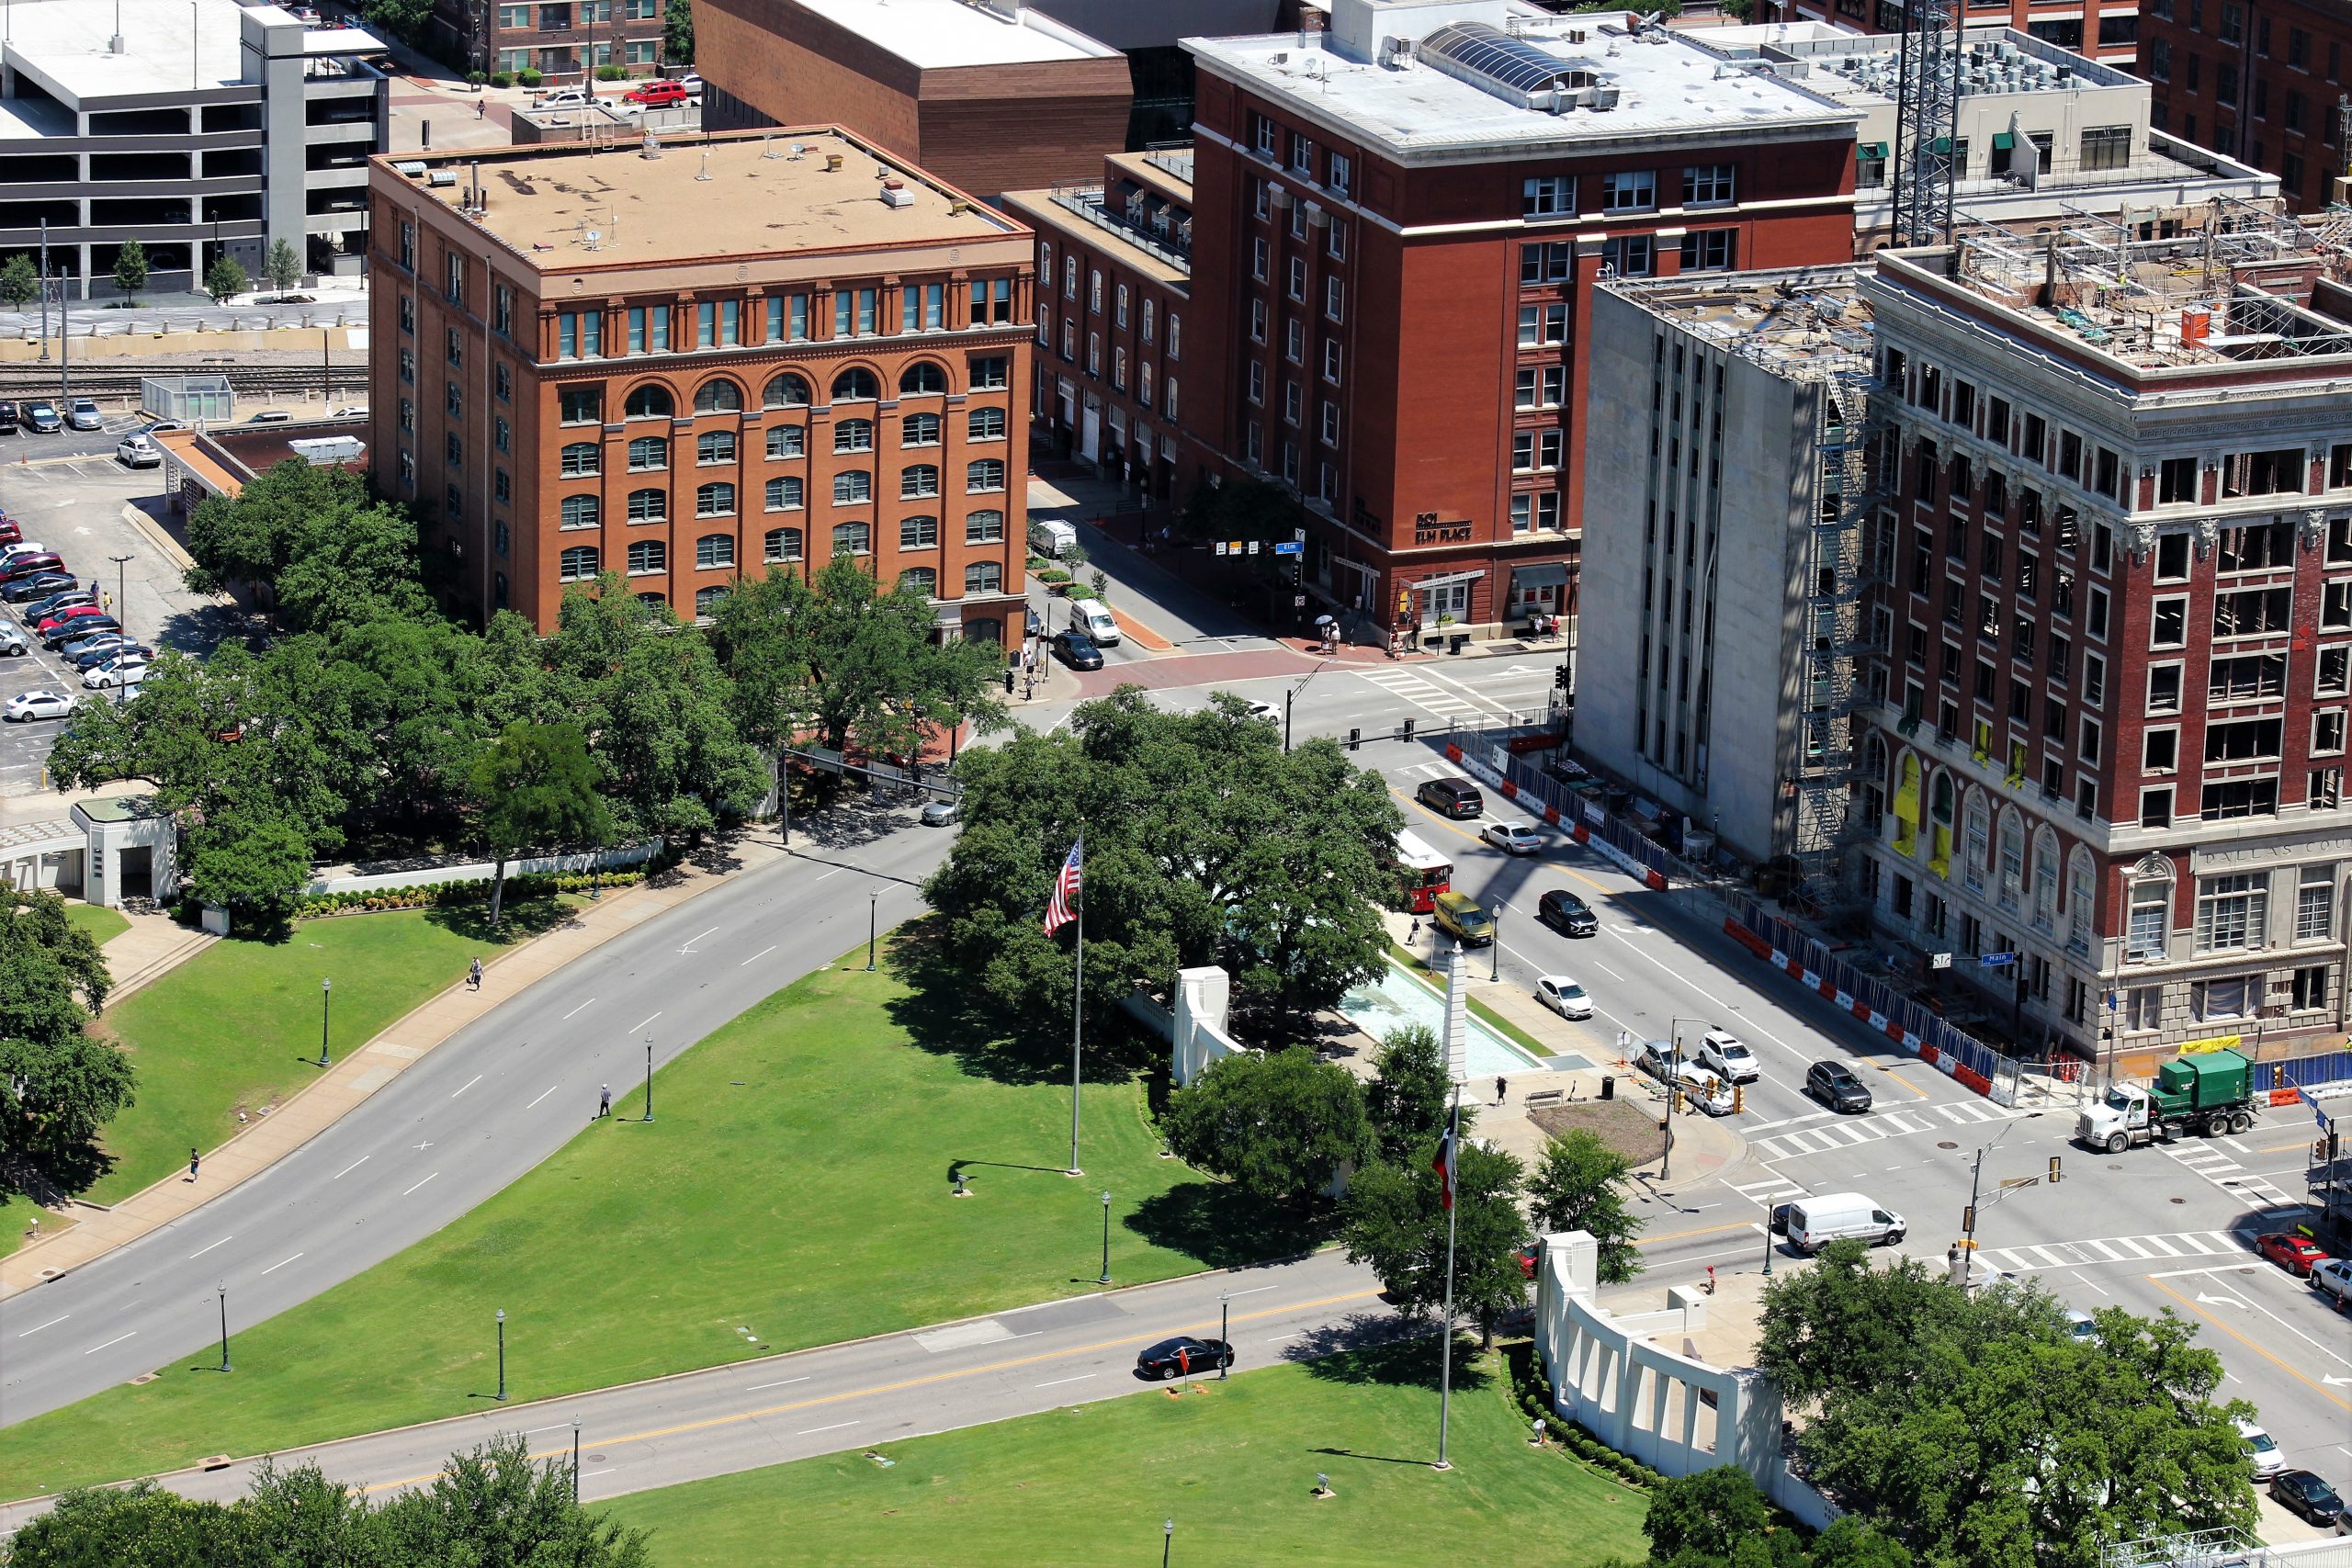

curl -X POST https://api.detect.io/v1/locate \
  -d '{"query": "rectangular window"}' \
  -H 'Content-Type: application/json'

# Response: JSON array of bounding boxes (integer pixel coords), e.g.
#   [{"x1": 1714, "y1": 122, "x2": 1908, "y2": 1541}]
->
[
  {"x1": 1601, "y1": 170, "x2": 1657, "y2": 212},
  {"x1": 1522, "y1": 175, "x2": 1576, "y2": 217},
  {"x1": 2298, "y1": 865, "x2": 2336, "y2": 941},
  {"x1": 1679, "y1": 230, "x2": 1735, "y2": 272},
  {"x1": 2079, "y1": 126, "x2": 2132, "y2": 170},
  {"x1": 698, "y1": 300, "x2": 717, "y2": 348},
  {"x1": 1683, "y1": 162, "x2": 1736, "y2": 206}
]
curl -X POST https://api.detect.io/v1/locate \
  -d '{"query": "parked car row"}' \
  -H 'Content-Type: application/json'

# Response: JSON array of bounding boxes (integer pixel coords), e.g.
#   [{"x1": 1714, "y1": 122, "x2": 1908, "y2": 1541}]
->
[
  {"x1": 0, "y1": 397, "x2": 104, "y2": 435},
  {"x1": 0, "y1": 536, "x2": 150, "y2": 718}
]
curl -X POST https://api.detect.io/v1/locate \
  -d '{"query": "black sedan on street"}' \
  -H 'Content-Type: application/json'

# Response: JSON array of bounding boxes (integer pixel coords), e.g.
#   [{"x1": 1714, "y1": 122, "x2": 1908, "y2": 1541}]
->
[
  {"x1": 1051, "y1": 628, "x2": 1103, "y2": 671},
  {"x1": 1135, "y1": 1336, "x2": 1232, "y2": 1381},
  {"x1": 2271, "y1": 1470, "x2": 2346, "y2": 1529}
]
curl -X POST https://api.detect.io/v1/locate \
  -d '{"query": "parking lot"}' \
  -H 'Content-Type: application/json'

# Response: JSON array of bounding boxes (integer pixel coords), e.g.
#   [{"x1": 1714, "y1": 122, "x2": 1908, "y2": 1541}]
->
[{"x1": 0, "y1": 412, "x2": 241, "y2": 796}]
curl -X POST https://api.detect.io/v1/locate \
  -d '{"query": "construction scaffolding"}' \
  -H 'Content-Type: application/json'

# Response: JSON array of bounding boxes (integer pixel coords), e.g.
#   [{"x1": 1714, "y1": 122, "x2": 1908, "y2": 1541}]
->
[{"x1": 1890, "y1": 0, "x2": 1961, "y2": 246}]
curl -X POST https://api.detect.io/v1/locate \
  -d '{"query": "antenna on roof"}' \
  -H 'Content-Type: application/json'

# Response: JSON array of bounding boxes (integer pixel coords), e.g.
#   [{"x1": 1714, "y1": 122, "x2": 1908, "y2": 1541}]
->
[
  {"x1": 762, "y1": 132, "x2": 782, "y2": 159},
  {"x1": 696, "y1": 147, "x2": 713, "y2": 182}
]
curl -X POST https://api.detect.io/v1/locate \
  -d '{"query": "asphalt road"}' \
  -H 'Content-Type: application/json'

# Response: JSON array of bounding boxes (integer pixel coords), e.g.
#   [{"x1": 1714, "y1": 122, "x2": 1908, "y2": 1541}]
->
[
  {"x1": 3, "y1": 813, "x2": 954, "y2": 1426},
  {"x1": 0, "y1": 1250, "x2": 1393, "y2": 1531}
]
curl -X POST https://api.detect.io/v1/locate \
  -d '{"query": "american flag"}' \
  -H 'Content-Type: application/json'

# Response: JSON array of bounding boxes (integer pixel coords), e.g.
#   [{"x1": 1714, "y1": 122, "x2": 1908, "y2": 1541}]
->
[{"x1": 1043, "y1": 839, "x2": 1083, "y2": 935}]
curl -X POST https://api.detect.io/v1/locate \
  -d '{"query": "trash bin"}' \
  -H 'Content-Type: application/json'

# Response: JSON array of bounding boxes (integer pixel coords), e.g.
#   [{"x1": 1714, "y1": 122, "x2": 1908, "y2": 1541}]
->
[
  {"x1": 1600, "y1": 1075, "x2": 1614, "y2": 1100},
  {"x1": 1448, "y1": 633, "x2": 1471, "y2": 655}
]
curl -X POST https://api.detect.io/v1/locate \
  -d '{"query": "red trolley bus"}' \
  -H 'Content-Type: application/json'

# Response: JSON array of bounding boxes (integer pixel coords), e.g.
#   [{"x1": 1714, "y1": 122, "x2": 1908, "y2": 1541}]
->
[{"x1": 1395, "y1": 829, "x2": 1453, "y2": 914}]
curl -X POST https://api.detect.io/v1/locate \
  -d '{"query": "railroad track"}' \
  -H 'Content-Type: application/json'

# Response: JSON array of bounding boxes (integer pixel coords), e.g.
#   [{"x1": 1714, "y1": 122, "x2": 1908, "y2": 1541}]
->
[{"x1": 0, "y1": 362, "x2": 368, "y2": 401}]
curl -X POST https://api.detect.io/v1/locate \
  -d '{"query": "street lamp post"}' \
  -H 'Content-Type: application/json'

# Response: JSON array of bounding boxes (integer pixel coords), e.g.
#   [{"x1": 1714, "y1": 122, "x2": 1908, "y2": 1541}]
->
[
  {"x1": 216, "y1": 1281, "x2": 232, "y2": 1372},
  {"x1": 1490, "y1": 903, "x2": 1502, "y2": 983},
  {"x1": 494, "y1": 1308, "x2": 507, "y2": 1400},
  {"x1": 1162, "y1": 1519, "x2": 1173, "y2": 1568},
  {"x1": 866, "y1": 890, "x2": 877, "y2": 972},
  {"x1": 317, "y1": 977, "x2": 332, "y2": 1067},
  {"x1": 1218, "y1": 1293, "x2": 1230, "y2": 1379},
  {"x1": 1097, "y1": 1190, "x2": 1113, "y2": 1285},
  {"x1": 641, "y1": 1036, "x2": 654, "y2": 1122},
  {"x1": 571, "y1": 1419, "x2": 582, "y2": 1502}
]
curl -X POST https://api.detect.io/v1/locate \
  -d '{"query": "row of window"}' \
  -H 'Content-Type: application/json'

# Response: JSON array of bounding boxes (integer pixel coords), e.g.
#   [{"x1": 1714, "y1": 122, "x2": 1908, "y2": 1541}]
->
[
  {"x1": 551, "y1": 362, "x2": 1010, "y2": 429},
  {"x1": 554, "y1": 409, "x2": 1008, "y2": 474},
  {"x1": 1043, "y1": 244, "x2": 1183, "y2": 355},
  {"x1": 554, "y1": 465, "x2": 1007, "y2": 525},
  {"x1": 1521, "y1": 164, "x2": 1735, "y2": 220},
  {"x1": 545, "y1": 280, "x2": 1018, "y2": 363},
  {"x1": 2122, "y1": 862, "x2": 2342, "y2": 965},
  {"x1": 1247, "y1": 112, "x2": 1355, "y2": 199},
  {"x1": 555, "y1": 536, "x2": 1007, "y2": 593}
]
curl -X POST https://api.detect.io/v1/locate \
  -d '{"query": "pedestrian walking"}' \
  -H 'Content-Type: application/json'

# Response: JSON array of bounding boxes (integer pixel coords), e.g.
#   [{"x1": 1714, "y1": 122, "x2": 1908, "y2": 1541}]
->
[
  {"x1": 1408, "y1": 916, "x2": 1420, "y2": 944},
  {"x1": 1496, "y1": 1075, "x2": 1509, "y2": 1105},
  {"x1": 596, "y1": 1084, "x2": 612, "y2": 1120},
  {"x1": 188, "y1": 1147, "x2": 199, "y2": 1181},
  {"x1": 476, "y1": 99, "x2": 487, "y2": 118},
  {"x1": 468, "y1": 957, "x2": 483, "y2": 991}
]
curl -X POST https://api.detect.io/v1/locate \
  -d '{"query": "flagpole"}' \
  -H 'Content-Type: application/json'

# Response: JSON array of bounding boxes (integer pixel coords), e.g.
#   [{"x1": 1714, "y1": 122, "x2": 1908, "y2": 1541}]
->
[
  {"x1": 1068, "y1": 834, "x2": 1084, "y2": 1178},
  {"x1": 1434, "y1": 1079, "x2": 1459, "y2": 1472}
]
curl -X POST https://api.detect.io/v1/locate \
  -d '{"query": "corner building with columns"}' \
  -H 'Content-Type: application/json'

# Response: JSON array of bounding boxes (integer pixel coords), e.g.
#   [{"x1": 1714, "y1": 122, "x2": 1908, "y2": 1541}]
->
[{"x1": 368, "y1": 130, "x2": 1035, "y2": 649}]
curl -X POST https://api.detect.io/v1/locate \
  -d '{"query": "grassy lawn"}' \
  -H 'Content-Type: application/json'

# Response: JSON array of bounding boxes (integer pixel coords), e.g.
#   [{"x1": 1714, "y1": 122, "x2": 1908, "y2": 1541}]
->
[
  {"x1": 607, "y1": 1340, "x2": 1649, "y2": 1568},
  {"x1": 0, "y1": 937, "x2": 1295, "y2": 1495},
  {"x1": 64, "y1": 903, "x2": 130, "y2": 947},
  {"x1": 81, "y1": 902, "x2": 567, "y2": 1207}
]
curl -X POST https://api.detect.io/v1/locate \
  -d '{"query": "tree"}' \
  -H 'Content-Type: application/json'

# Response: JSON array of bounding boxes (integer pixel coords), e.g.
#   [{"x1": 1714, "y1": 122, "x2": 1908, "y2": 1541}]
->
[
  {"x1": 1337, "y1": 1138, "x2": 1526, "y2": 1344},
  {"x1": 1645, "y1": 1467, "x2": 1773, "y2": 1563},
  {"x1": 1162, "y1": 1046, "x2": 1372, "y2": 1205},
  {"x1": 1365, "y1": 1024, "x2": 1458, "y2": 1164},
  {"x1": 469, "y1": 722, "x2": 611, "y2": 928},
  {"x1": 1755, "y1": 1244, "x2": 2256, "y2": 1568},
  {"x1": 1527, "y1": 1129, "x2": 1644, "y2": 1284},
  {"x1": 183, "y1": 799, "x2": 312, "y2": 930},
  {"x1": 925, "y1": 689, "x2": 1399, "y2": 1044},
  {"x1": 110, "y1": 240, "x2": 148, "y2": 304},
  {"x1": 664, "y1": 0, "x2": 695, "y2": 62},
  {"x1": 201, "y1": 255, "x2": 248, "y2": 308},
  {"x1": 262, "y1": 237, "x2": 302, "y2": 296},
  {"x1": 0, "y1": 253, "x2": 39, "y2": 309},
  {"x1": 1, "y1": 1480, "x2": 242, "y2": 1567},
  {"x1": 359, "y1": 0, "x2": 436, "y2": 44},
  {"x1": 0, "y1": 1036, "x2": 136, "y2": 1200}
]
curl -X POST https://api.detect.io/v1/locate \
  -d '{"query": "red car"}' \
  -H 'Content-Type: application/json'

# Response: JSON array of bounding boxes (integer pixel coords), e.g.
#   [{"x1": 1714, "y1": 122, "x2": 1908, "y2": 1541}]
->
[
  {"x1": 623, "y1": 79, "x2": 689, "y2": 107},
  {"x1": 0, "y1": 522, "x2": 21, "y2": 547},
  {"x1": 2255, "y1": 1232, "x2": 2331, "y2": 1277},
  {"x1": 35, "y1": 604, "x2": 100, "y2": 635}
]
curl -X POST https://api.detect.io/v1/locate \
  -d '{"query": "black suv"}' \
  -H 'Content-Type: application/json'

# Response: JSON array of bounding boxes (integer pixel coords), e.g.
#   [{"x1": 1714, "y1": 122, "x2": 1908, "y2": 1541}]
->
[
  {"x1": 0, "y1": 401, "x2": 17, "y2": 435},
  {"x1": 1538, "y1": 888, "x2": 1598, "y2": 937},
  {"x1": 1805, "y1": 1060, "x2": 1872, "y2": 1114},
  {"x1": 1417, "y1": 777, "x2": 1483, "y2": 818}
]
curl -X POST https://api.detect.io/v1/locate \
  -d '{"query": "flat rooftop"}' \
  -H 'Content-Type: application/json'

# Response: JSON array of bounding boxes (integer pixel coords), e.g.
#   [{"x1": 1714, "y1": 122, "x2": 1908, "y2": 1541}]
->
[
  {"x1": 390, "y1": 130, "x2": 1021, "y2": 267},
  {"x1": 788, "y1": 0, "x2": 1119, "y2": 69},
  {"x1": 0, "y1": 0, "x2": 261, "y2": 101},
  {"x1": 1708, "y1": 22, "x2": 2139, "y2": 105},
  {"x1": 1186, "y1": 2, "x2": 1859, "y2": 161},
  {"x1": 1604, "y1": 265, "x2": 1873, "y2": 383},
  {"x1": 1881, "y1": 218, "x2": 2352, "y2": 372}
]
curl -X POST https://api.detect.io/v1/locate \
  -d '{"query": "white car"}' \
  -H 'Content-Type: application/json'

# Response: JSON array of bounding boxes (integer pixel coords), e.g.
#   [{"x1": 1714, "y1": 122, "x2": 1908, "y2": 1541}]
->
[
  {"x1": 1242, "y1": 700, "x2": 1281, "y2": 726},
  {"x1": 2238, "y1": 1420, "x2": 2285, "y2": 1480},
  {"x1": 2310, "y1": 1258, "x2": 2352, "y2": 1307},
  {"x1": 82, "y1": 658, "x2": 148, "y2": 689},
  {"x1": 677, "y1": 73, "x2": 704, "y2": 96},
  {"x1": 116, "y1": 434, "x2": 162, "y2": 468},
  {"x1": 1480, "y1": 820, "x2": 1542, "y2": 855},
  {"x1": 1534, "y1": 975, "x2": 1593, "y2": 1020},
  {"x1": 1694, "y1": 1029, "x2": 1760, "y2": 1084},
  {"x1": 65, "y1": 398, "x2": 103, "y2": 432},
  {"x1": 535, "y1": 86, "x2": 594, "y2": 108},
  {"x1": 3, "y1": 690, "x2": 75, "y2": 723}
]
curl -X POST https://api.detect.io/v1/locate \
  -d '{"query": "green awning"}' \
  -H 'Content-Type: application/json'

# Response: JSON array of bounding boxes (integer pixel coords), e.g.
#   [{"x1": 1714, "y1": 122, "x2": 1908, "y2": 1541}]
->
[
  {"x1": 1861, "y1": 141, "x2": 1888, "y2": 158},
  {"x1": 1992, "y1": 131, "x2": 2016, "y2": 151}
]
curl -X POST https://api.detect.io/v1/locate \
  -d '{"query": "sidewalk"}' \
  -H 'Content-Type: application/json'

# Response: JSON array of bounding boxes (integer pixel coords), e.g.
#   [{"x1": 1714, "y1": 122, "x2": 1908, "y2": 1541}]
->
[
  {"x1": 100, "y1": 912, "x2": 217, "y2": 1005},
  {"x1": 0, "y1": 829, "x2": 791, "y2": 1299}
]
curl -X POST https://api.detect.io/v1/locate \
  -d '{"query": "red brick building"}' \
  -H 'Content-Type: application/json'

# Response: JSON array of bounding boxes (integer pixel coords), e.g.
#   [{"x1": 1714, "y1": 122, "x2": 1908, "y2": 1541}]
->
[
  {"x1": 367, "y1": 130, "x2": 1035, "y2": 648},
  {"x1": 431, "y1": 0, "x2": 668, "y2": 82},
  {"x1": 1858, "y1": 231, "x2": 2352, "y2": 1059},
  {"x1": 1763, "y1": 0, "x2": 2143, "y2": 66},
  {"x1": 1001, "y1": 151, "x2": 1198, "y2": 502},
  {"x1": 1173, "y1": 0, "x2": 1860, "y2": 639},
  {"x1": 695, "y1": 0, "x2": 1132, "y2": 197},
  {"x1": 2132, "y1": 0, "x2": 2352, "y2": 212}
]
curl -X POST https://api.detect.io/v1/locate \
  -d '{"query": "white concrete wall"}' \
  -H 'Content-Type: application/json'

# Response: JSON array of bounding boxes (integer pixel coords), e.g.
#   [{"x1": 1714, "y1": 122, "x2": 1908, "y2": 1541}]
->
[
  {"x1": 1171, "y1": 964, "x2": 1252, "y2": 1087},
  {"x1": 303, "y1": 840, "x2": 660, "y2": 897}
]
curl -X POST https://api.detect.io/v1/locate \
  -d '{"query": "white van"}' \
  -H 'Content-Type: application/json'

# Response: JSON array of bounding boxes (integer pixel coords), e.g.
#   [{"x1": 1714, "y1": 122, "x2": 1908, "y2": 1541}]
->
[
  {"x1": 1784, "y1": 1191, "x2": 1905, "y2": 1255},
  {"x1": 1069, "y1": 597, "x2": 1120, "y2": 647},
  {"x1": 1028, "y1": 517, "x2": 1077, "y2": 558}
]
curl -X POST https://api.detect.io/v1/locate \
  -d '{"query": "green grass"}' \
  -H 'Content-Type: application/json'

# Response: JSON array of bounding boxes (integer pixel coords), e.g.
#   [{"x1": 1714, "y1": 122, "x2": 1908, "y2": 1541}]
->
[
  {"x1": 83, "y1": 902, "x2": 567, "y2": 1207},
  {"x1": 64, "y1": 904, "x2": 130, "y2": 947},
  {"x1": 606, "y1": 1340, "x2": 1649, "y2": 1568},
  {"x1": 0, "y1": 939, "x2": 1295, "y2": 1495}
]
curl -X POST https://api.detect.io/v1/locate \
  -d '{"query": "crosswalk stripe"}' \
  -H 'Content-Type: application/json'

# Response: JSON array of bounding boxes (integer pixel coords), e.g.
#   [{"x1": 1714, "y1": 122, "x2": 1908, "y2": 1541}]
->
[
  {"x1": 2141, "y1": 1235, "x2": 2185, "y2": 1257},
  {"x1": 2110, "y1": 1237, "x2": 2155, "y2": 1258},
  {"x1": 2083, "y1": 1239, "x2": 2126, "y2": 1260}
]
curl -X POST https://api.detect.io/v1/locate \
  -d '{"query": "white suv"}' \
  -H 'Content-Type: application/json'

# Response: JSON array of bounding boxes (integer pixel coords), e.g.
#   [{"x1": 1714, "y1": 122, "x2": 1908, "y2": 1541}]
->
[{"x1": 1695, "y1": 1030, "x2": 1759, "y2": 1084}]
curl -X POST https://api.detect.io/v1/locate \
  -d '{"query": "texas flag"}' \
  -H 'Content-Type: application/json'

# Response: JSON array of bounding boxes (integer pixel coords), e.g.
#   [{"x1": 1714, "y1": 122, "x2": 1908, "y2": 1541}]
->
[{"x1": 1432, "y1": 1128, "x2": 1457, "y2": 1212}]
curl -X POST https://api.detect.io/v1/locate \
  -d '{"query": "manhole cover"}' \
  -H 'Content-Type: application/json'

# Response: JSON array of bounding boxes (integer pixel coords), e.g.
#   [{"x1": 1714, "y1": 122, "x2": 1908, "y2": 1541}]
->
[
  {"x1": 1937, "y1": 1141, "x2": 1958, "y2": 1150},
  {"x1": 130, "y1": 1372, "x2": 157, "y2": 1385},
  {"x1": 589, "y1": 1453, "x2": 608, "y2": 1463}
]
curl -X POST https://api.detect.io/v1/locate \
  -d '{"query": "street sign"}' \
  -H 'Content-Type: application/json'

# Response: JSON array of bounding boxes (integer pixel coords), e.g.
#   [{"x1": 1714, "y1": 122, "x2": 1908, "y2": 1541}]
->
[
  {"x1": 1247, "y1": 539, "x2": 1261, "y2": 555},
  {"x1": 1929, "y1": 952, "x2": 1952, "y2": 970},
  {"x1": 1979, "y1": 952, "x2": 2018, "y2": 967},
  {"x1": 1214, "y1": 541, "x2": 1228, "y2": 557},
  {"x1": 1272, "y1": 541, "x2": 1304, "y2": 556},
  {"x1": 1294, "y1": 595, "x2": 1307, "y2": 607},
  {"x1": 1294, "y1": 526, "x2": 1307, "y2": 543}
]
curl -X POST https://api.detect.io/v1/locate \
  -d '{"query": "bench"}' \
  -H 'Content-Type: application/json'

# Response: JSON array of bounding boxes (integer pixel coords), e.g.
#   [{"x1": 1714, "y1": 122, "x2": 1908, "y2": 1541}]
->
[{"x1": 1521, "y1": 1089, "x2": 1566, "y2": 1110}]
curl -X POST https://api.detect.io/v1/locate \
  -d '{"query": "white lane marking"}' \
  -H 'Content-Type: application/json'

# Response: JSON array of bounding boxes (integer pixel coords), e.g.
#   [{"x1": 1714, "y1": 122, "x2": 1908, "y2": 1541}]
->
[
  {"x1": 1035, "y1": 1373, "x2": 1096, "y2": 1388},
  {"x1": 741, "y1": 945, "x2": 777, "y2": 966},
  {"x1": 2070, "y1": 1273, "x2": 2109, "y2": 1297},
  {"x1": 401, "y1": 1172, "x2": 439, "y2": 1197},
  {"x1": 1745, "y1": 1111, "x2": 1832, "y2": 1134},
  {"x1": 258, "y1": 1252, "x2": 304, "y2": 1276},
  {"x1": 679, "y1": 926, "x2": 720, "y2": 953},
  {"x1": 84, "y1": 1331, "x2": 136, "y2": 1355},
  {"x1": 333, "y1": 1156, "x2": 368, "y2": 1180},
  {"x1": 561, "y1": 997, "x2": 597, "y2": 1021},
  {"x1": 2147, "y1": 1262, "x2": 2263, "y2": 1280},
  {"x1": 451, "y1": 1074, "x2": 482, "y2": 1099},
  {"x1": 520, "y1": 1422, "x2": 578, "y2": 1436},
  {"x1": 1265, "y1": 1332, "x2": 1305, "y2": 1342},
  {"x1": 1590, "y1": 961, "x2": 1626, "y2": 982},
  {"x1": 811, "y1": 868, "x2": 844, "y2": 884},
  {"x1": 628, "y1": 1011, "x2": 662, "y2": 1034},
  {"x1": 745, "y1": 1377, "x2": 809, "y2": 1393},
  {"x1": 187, "y1": 1235, "x2": 233, "y2": 1260},
  {"x1": 526, "y1": 1084, "x2": 558, "y2": 1110},
  {"x1": 797, "y1": 1421, "x2": 859, "y2": 1436},
  {"x1": 1223, "y1": 1284, "x2": 1279, "y2": 1299},
  {"x1": 16, "y1": 1314, "x2": 68, "y2": 1338}
]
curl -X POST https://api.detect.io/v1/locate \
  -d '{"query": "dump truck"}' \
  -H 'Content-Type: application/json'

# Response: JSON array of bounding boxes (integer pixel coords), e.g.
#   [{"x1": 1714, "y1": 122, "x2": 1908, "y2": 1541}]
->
[{"x1": 2075, "y1": 1049, "x2": 2256, "y2": 1152}]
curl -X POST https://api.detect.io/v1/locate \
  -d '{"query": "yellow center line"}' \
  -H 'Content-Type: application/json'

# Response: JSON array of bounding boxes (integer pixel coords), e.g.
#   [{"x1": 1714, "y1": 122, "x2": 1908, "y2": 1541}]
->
[
  {"x1": 358, "y1": 1289, "x2": 1384, "y2": 1495},
  {"x1": 2145, "y1": 1277, "x2": 2352, "y2": 1414},
  {"x1": 2256, "y1": 1139, "x2": 2314, "y2": 1155}
]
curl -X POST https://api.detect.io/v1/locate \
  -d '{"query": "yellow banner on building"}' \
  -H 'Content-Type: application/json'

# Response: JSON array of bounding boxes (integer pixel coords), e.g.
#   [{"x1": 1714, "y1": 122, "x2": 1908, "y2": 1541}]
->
[{"x1": 2179, "y1": 1033, "x2": 2242, "y2": 1055}]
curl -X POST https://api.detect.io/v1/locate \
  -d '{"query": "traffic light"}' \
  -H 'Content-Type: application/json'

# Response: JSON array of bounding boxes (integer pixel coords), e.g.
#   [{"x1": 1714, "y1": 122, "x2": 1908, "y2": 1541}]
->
[
  {"x1": 1347, "y1": 728, "x2": 1361, "y2": 750},
  {"x1": 1554, "y1": 665, "x2": 1569, "y2": 692},
  {"x1": 2048, "y1": 1155, "x2": 2062, "y2": 1185},
  {"x1": 1732, "y1": 1084, "x2": 1744, "y2": 1115}
]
